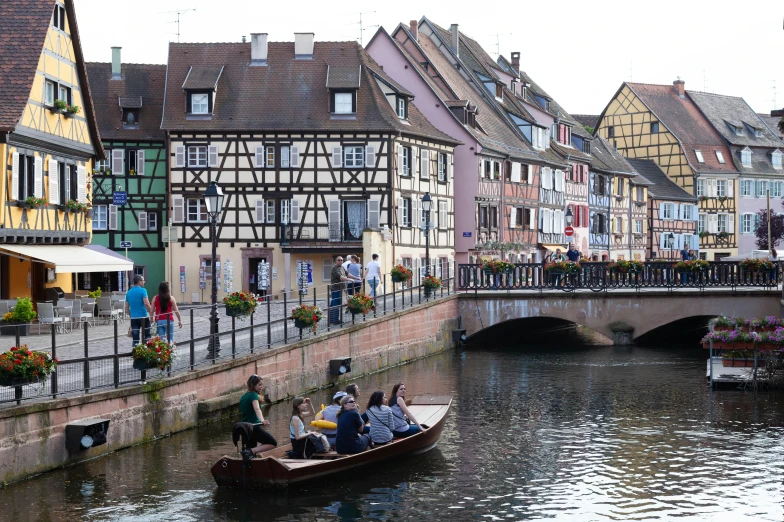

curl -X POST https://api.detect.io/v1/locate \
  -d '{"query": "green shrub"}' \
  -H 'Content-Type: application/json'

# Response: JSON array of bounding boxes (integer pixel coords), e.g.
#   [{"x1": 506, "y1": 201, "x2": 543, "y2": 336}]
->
[{"x1": 11, "y1": 298, "x2": 36, "y2": 323}]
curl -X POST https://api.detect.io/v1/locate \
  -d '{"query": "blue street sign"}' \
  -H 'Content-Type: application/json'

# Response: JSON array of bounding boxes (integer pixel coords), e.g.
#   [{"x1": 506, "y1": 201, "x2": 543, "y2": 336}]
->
[
  {"x1": 120, "y1": 241, "x2": 132, "y2": 248},
  {"x1": 463, "y1": 232, "x2": 472, "y2": 237},
  {"x1": 113, "y1": 192, "x2": 127, "y2": 205}
]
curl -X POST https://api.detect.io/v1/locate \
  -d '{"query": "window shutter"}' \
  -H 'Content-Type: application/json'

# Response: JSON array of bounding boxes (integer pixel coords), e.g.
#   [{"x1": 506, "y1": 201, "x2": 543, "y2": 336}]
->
[
  {"x1": 411, "y1": 147, "x2": 419, "y2": 178},
  {"x1": 621, "y1": 216, "x2": 627, "y2": 233},
  {"x1": 332, "y1": 146, "x2": 343, "y2": 168},
  {"x1": 368, "y1": 199, "x2": 380, "y2": 229},
  {"x1": 691, "y1": 235, "x2": 700, "y2": 250},
  {"x1": 365, "y1": 145, "x2": 376, "y2": 168},
  {"x1": 208, "y1": 145, "x2": 219, "y2": 167},
  {"x1": 727, "y1": 179, "x2": 734, "y2": 197},
  {"x1": 290, "y1": 146, "x2": 300, "y2": 168},
  {"x1": 528, "y1": 208, "x2": 535, "y2": 229},
  {"x1": 329, "y1": 199, "x2": 341, "y2": 239},
  {"x1": 112, "y1": 149, "x2": 125, "y2": 174},
  {"x1": 658, "y1": 203, "x2": 665, "y2": 220},
  {"x1": 34, "y1": 156, "x2": 43, "y2": 198},
  {"x1": 672, "y1": 203, "x2": 679, "y2": 220},
  {"x1": 510, "y1": 207, "x2": 517, "y2": 228},
  {"x1": 172, "y1": 195, "x2": 184, "y2": 223},
  {"x1": 659, "y1": 233, "x2": 667, "y2": 250},
  {"x1": 708, "y1": 214, "x2": 718, "y2": 233},
  {"x1": 448, "y1": 153, "x2": 453, "y2": 179},
  {"x1": 527, "y1": 165, "x2": 533, "y2": 184},
  {"x1": 175, "y1": 146, "x2": 185, "y2": 168},
  {"x1": 108, "y1": 204, "x2": 118, "y2": 230},
  {"x1": 412, "y1": 198, "x2": 420, "y2": 227},
  {"x1": 397, "y1": 145, "x2": 404, "y2": 175},
  {"x1": 255, "y1": 198, "x2": 265, "y2": 222},
  {"x1": 11, "y1": 152, "x2": 19, "y2": 200},
  {"x1": 254, "y1": 146, "x2": 264, "y2": 168},
  {"x1": 136, "y1": 150, "x2": 145, "y2": 175},
  {"x1": 77, "y1": 165, "x2": 87, "y2": 203},
  {"x1": 138, "y1": 211, "x2": 148, "y2": 231},
  {"x1": 439, "y1": 200, "x2": 447, "y2": 228},
  {"x1": 290, "y1": 198, "x2": 300, "y2": 222},
  {"x1": 692, "y1": 205, "x2": 699, "y2": 221},
  {"x1": 397, "y1": 197, "x2": 404, "y2": 227},
  {"x1": 727, "y1": 214, "x2": 735, "y2": 233},
  {"x1": 511, "y1": 162, "x2": 521, "y2": 183},
  {"x1": 48, "y1": 159, "x2": 59, "y2": 204},
  {"x1": 420, "y1": 149, "x2": 429, "y2": 178}
]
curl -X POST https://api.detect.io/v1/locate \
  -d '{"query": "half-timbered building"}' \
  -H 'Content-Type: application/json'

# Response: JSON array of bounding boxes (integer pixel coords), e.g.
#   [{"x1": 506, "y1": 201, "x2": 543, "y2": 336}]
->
[
  {"x1": 87, "y1": 50, "x2": 167, "y2": 292},
  {"x1": 689, "y1": 92, "x2": 784, "y2": 256},
  {"x1": 162, "y1": 34, "x2": 458, "y2": 298},
  {"x1": 0, "y1": 1, "x2": 130, "y2": 302},
  {"x1": 595, "y1": 80, "x2": 739, "y2": 260},
  {"x1": 627, "y1": 159, "x2": 698, "y2": 260}
]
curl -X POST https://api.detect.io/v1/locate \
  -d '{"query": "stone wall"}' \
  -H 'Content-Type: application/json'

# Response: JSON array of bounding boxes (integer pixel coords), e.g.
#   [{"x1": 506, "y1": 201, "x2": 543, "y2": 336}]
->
[{"x1": 0, "y1": 296, "x2": 458, "y2": 485}]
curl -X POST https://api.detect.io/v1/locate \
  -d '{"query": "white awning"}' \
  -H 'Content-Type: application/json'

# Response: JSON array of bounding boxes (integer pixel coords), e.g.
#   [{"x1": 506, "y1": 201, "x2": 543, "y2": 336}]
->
[{"x1": 0, "y1": 244, "x2": 134, "y2": 273}]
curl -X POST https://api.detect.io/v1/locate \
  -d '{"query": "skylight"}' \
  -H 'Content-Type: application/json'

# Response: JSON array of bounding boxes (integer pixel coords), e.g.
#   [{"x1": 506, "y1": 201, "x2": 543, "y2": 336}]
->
[
  {"x1": 716, "y1": 151, "x2": 725, "y2": 164},
  {"x1": 695, "y1": 150, "x2": 704, "y2": 163}
]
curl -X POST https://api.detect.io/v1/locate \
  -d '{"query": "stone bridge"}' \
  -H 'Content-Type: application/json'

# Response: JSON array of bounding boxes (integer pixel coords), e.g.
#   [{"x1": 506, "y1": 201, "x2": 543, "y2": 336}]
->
[{"x1": 458, "y1": 290, "x2": 783, "y2": 344}]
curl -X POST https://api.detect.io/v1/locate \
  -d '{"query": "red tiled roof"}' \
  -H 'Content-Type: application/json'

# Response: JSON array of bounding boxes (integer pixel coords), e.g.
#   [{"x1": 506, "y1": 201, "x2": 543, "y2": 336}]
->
[
  {"x1": 86, "y1": 62, "x2": 167, "y2": 141},
  {"x1": 161, "y1": 40, "x2": 459, "y2": 144}
]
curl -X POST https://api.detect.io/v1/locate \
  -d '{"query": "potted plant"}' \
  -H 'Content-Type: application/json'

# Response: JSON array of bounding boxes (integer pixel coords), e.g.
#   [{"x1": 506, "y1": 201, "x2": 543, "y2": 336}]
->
[
  {"x1": 482, "y1": 259, "x2": 514, "y2": 275},
  {"x1": 717, "y1": 231, "x2": 730, "y2": 241},
  {"x1": 223, "y1": 291, "x2": 258, "y2": 318},
  {"x1": 701, "y1": 329, "x2": 758, "y2": 350},
  {"x1": 390, "y1": 264, "x2": 413, "y2": 283},
  {"x1": 543, "y1": 261, "x2": 581, "y2": 275},
  {"x1": 24, "y1": 196, "x2": 47, "y2": 209},
  {"x1": 699, "y1": 195, "x2": 709, "y2": 202},
  {"x1": 709, "y1": 316, "x2": 746, "y2": 332},
  {"x1": 675, "y1": 259, "x2": 709, "y2": 273},
  {"x1": 757, "y1": 327, "x2": 784, "y2": 351},
  {"x1": 346, "y1": 292, "x2": 374, "y2": 316},
  {"x1": 51, "y1": 99, "x2": 68, "y2": 114},
  {"x1": 422, "y1": 275, "x2": 442, "y2": 297},
  {"x1": 0, "y1": 345, "x2": 57, "y2": 387},
  {"x1": 65, "y1": 104, "x2": 80, "y2": 117},
  {"x1": 65, "y1": 199, "x2": 88, "y2": 213},
  {"x1": 698, "y1": 231, "x2": 709, "y2": 239},
  {"x1": 131, "y1": 336, "x2": 175, "y2": 371},
  {"x1": 721, "y1": 349, "x2": 756, "y2": 367},
  {"x1": 0, "y1": 298, "x2": 37, "y2": 336},
  {"x1": 129, "y1": 169, "x2": 137, "y2": 176},
  {"x1": 607, "y1": 260, "x2": 644, "y2": 274},
  {"x1": 291, "y1": 305, "x2": 323, "y2": 332},
  {"x1": 88, "y1": 287, "x2": 103, "y2": 299}
]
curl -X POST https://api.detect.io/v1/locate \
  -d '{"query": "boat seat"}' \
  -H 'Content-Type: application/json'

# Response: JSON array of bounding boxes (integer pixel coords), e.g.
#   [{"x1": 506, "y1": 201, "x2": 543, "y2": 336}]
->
[{"x1": 312, "y1": 451, "x2": 343, "y2": 459}]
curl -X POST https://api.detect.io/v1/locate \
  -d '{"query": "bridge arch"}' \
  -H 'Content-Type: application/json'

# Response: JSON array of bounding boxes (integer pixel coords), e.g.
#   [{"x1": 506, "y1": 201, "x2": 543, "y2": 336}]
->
[
  {"x1": 466, "y1": 316, "x2": 614, "y2": 345},
  {"x1": 458, "y1": 291, "x2": 781, "y2": 345}
]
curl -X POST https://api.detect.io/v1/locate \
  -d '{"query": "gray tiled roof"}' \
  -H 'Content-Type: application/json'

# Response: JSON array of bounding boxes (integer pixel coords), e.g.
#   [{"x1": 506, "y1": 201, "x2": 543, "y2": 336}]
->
[
  {"x1": 572, "y1": 114, "x2": 600, "y2": 130},
  {"x1": 119, "y1": 96, "x2": 143, "y2": 108},
  {"x1": 688, "y1": 91, "x2": 784, "y2": 149},
  {"x1": 626, "y1": 158, "x2": 695, "y2": 201},
  {"x1": 591, "y1": 136, "x2": 637, "y2": 176},
  {"x1": 326, "y1": 66, "x2": 361, "y2": 89},
  {"x1": 182, "y1": 66, "x2": 224, "y2": 90},
  {"x1": 758, "y1": 113, "x2": 784, "y2": 140},
  {"x1": 729, "y1": 145, "x2": 784, "y2": 177}
]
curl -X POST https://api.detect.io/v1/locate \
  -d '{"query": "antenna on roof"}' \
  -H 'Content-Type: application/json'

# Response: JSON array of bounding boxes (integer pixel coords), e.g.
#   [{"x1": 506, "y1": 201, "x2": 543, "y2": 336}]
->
[
  {"x1": 703, "y1": 70, "x2": 707, "y2": 92},
  {"x1": 358, "y1": 11, "x2": 378, "y2": 46},
  {"x1": 489, "y1": 33, "x2": 512, "y2": 59},
  {"x1": 157, "y1": 8, "x2": 196, "y2": 43},
  {"x1": 773, "y1": 80, "x2": 777, "y2": 111}
]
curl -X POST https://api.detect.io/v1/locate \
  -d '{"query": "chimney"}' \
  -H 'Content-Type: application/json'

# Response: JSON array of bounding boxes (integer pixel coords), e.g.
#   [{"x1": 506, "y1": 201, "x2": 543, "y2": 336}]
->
[
  {"x1": 242, "y1": 36, "x2": 246, "y2": 43},
  {"x1": 510, "y1": 52, "x2": 520, "y2": 74},
  {"x1": 250, "y1": 33, "x2": 268, "y2": 66},
  {"x1": 111, "y1": 47, "x2": 122, "y2": 80},
  {"x1": 673, "y1": 78, "x2": 685, "y2": 97},
  {"x1": 450, "y1": 24, "x2": 459, "y2": 57},
  {"x1": 409, "y1": 20, "x2": 418, "y2": 42},
  {"x1": 294, "y1": 32, "x2": 315, "y2": 60}
]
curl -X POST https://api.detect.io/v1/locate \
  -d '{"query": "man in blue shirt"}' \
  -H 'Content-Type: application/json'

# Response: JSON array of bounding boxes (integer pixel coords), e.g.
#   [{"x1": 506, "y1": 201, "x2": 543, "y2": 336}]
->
[
  {"x1": 565, "y1": 243, "x2": 580, "y2": 262},
  {"x1": 125, "y1": 274, "x2": 152, "y2": 347}
]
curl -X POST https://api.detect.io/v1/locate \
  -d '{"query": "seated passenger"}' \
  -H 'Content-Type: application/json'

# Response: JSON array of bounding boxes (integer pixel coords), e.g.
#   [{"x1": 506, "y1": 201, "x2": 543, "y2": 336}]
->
[
  {"x1": 365, "y1": 391, "x2": 395, "y2": 445},
  {"x1": 346, "y1": 383, "x2": 370, "y2": 427},
  {"x1": 315, "y1": 391, "x2": 345, "y2": 447},
  {"x1": 289, "y1": 396, "x2": 315, "y2": 458},
  {"x1": 335, "y1": 395, "x2": 371, "y2": 454},
  {"x1": 390, "y1": 383, "x2": 423, "y2": 438},
  {"x1": 239, "y1": 375, "x2": 277, "y2": 459}
]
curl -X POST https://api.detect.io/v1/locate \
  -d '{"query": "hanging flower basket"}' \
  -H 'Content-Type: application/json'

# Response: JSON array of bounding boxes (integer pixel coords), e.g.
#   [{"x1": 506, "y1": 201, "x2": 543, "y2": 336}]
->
[
  {"x1": 223, "y1": 291, "x2": 258, "y2": 318},
  {"x1": 131, "y1": 336, "x2": 175, "y2": 371},
  {"x1": 291, "y1": 305, "x2": 323, "y2": 332},
  {"x1": 65, "y1": 199, "x2": 88, "y2": 213},
  {"x1": 607, "y1": 260, "x2": 644, "y2": 274},
  {"x1": 390, "y1": 265, "x2": 413, "y2": 283},
  {"x1": 346, "y1": 292, "x2": 375, "y2": 316},
  {"x1": 0, "y1": 345, "x2": 56, "y2": 386},
  {"x1": 543, "y1": 261, "x2": 580, "y2": 275},
  {"x1": 675, "y1": 259, "x2": 709, "y2": 273},
  {"x1": 481, "y1": 259, "x2": 514, "y2": 274}
]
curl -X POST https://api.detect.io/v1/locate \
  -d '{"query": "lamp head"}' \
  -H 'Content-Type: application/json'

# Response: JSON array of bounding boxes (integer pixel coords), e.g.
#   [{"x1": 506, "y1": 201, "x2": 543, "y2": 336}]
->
[
  {"x1": 203, "y1": 181, "x2": 224, "y2": 216},
  {"x1": 421, "y1": 192, "x2": 433, "y2": 212}
]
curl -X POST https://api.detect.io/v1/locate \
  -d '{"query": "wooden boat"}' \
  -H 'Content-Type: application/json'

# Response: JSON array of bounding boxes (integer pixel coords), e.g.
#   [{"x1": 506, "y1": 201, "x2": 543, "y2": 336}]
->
[{"x1": 211, "y1": 395, "x2": 452, "y2": 489}]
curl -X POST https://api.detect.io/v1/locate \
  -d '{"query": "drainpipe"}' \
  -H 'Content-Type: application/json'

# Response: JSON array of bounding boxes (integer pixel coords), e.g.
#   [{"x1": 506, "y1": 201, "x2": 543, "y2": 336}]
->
[
  {"x1": 607, "y1": 175, "x2": 612, "y2": 260},
  {"x1": 629, "y1": 179, "x2": 633, "y2": 260}
]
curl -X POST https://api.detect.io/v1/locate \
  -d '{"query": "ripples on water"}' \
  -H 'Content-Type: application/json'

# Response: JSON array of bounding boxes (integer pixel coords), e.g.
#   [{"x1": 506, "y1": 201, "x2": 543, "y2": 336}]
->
[{"x1": 4, "y1": 345, "x2": 784, "y2": 521}]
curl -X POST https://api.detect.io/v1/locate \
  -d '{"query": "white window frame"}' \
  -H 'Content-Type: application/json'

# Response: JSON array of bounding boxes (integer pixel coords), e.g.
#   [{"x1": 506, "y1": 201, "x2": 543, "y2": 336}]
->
[
  {"x1": 266, "y1": 200, "x2": 275, "y2": 223},
  {"x1": 740, "y1": 179, "x2": 753, "y2": 197},
  {"x1": 698, "y1": 213, "x2": 706, "y2": 233},
  {"x1": 773, "y1": 181, "x2": 784, "y2": 198},
  {"x1": 741, "y1": 147, "x2": 752, "y2": 168},
  {"x1": 334, "y1": 93, "x2": 353, "y2": 114},
  {"x1": 661, "y1": 202, "x2": 673, "y2": 220},
  {"x1": 188, "y1": 146, "x2": 208, "y2": 168},
  {"x1": 696, "y1": 179, "x2": 705, "y2": 197},
  {"x1": 322, "y1": 258, "x2": 332, "y2": 282},
  {"x1": 93, "y1": 205, "x2": 108, "y2": 230},
  {"x1": 266, "y1": 146, "x2": 275, "y2": 168},
  {"x1": 191, "y1": 93, "x2": 209, "y2": 114},
  {"x1": 344, "y1": 146, "x2": 364, "y2": 168},
  {"x1": 716, "y1": 180, "x2": 726, "y2": 197},
  {"x1": 148, "y1": 212, "x2": 158, "y2": 231},
  {"x1": 741, "y1": 213, "x2": 754, "y2": 234},
  {"x1": 438, "y1": 153, "x2": 447, "y2": 182},
  {"x1": 281, "y1": 145, "x2": 290, "y2": 168},
  {"x1": 402, "y1": 198, "x2": 411, "y2": 227},
  {"x1": 634, "y1": 219, "x2": 643, "y2": 234},
  {"x1": 187, "y1": 198, "x2": 207, "y2": 222},
  {"x1": 45, "y1": 80, "x2": 55, "y2": 106},
  {"x1": 682, "y1": 204, "x2": 693, "y2": 221},
  {"x1": 58, "y1": 85, "x2": 70, "y2": 104},
  {"x1": 716, "y1": 151, "x2": 725, "y2": 164},
  {"x1": 402, "y1": 147, "x2": 411, "y2": 176},
  {"x1": 718, "y1": 213, "x2": 728, "y2": 233},
  {"x1": 695, "y1": 150, "x2": 704, "y2": 163},
  {"x1": 397, "y1": 98, "x2": 405, "y2": 118},
  {"x1": 773, "y1": 150, "x2": 783, "y2": 170}
]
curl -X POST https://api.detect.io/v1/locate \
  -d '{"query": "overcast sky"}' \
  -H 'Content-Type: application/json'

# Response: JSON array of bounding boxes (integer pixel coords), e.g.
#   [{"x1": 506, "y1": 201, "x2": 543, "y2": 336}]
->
[{"x1": 75, "y1": 0, "x2": 784, "y2": 117}]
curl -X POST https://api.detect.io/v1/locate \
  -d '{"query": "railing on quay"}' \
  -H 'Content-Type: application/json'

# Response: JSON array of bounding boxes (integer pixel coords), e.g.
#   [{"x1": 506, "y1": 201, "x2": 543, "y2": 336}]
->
[
  {"x1": 458, "y1": 261, "x2": 783, "y2": 293},
  {"x1": 0, "y1": 264, "x2": 454, "y2": 406}
]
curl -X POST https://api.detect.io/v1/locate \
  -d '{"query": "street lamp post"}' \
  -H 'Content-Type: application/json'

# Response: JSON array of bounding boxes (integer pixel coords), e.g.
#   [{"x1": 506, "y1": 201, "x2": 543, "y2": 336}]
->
[
  {"x1": 421, "y1": 193, "x2": 432, "y2": 278},
  {"x1": 204, "y1": 181, "x2": 224, "y2": 359}
]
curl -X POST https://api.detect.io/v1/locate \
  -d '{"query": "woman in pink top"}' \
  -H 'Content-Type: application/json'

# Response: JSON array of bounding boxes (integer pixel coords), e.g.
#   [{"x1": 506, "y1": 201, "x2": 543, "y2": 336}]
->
[{"x1": 152, "y1": 281, "x2": 182, "y2": 342}]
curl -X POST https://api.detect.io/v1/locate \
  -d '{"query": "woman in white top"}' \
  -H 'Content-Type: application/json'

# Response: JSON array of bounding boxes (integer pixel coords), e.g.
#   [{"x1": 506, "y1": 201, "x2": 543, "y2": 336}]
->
[{"x1": 365, "y1": 253, "x2": 381, "y2": 296}]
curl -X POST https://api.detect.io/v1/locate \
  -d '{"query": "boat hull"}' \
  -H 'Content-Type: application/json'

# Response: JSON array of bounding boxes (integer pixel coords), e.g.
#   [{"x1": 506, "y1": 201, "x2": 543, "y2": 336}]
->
[{"x1": 211, "y1": 396, "x2": 451, "y2": 490}]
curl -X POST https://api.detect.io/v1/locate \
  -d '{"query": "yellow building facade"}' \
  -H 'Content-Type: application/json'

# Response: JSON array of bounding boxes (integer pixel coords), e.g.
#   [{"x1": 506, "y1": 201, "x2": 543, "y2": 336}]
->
[
  {"x1": 0, "y1": 0, "x2": 108, "y2": 302},
  {"x1": 595, "y1": 82, "x2": 739, "y2": 259}
]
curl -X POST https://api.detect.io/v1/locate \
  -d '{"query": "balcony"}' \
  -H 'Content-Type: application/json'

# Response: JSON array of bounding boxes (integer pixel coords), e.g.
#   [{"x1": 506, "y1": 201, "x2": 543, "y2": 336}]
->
[{"x1": 283, "y1": 222, "x2": 364, "y2": 243}]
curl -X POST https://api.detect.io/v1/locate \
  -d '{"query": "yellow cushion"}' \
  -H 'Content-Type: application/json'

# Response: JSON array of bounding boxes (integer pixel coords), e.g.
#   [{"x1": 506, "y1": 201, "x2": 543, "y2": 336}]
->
[{"x1": 310, "y1": 419, "x2": 337, "y2": 430}]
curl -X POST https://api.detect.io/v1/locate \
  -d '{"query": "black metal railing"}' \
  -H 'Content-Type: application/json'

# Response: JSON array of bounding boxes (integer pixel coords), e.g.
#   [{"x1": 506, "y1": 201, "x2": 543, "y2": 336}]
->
[
  {"x1": 458, "y1": 261, "x2": 782, "y2": 293},
  {"x1": 0, "y1": 264, "x2": 454, "y2": 406}
]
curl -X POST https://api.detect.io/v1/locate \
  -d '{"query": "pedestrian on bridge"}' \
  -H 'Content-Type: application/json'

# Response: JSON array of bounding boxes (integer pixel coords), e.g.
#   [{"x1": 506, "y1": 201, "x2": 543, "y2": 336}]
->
[{"x1": 126, "y1": 274, "x2": 152, "y2": 347}]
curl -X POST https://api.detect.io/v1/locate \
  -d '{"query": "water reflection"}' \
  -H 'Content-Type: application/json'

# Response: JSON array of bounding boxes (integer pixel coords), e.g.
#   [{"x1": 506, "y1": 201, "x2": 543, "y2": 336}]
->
[{"x1": 3, "y1": 345, "x2": 784, "y2": 521}]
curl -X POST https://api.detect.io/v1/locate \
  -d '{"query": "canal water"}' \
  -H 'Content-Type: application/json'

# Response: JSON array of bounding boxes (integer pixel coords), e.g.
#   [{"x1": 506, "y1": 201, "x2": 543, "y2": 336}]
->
[{"x1": 4, "y1": 344, "x2": 784, "y2": 521}]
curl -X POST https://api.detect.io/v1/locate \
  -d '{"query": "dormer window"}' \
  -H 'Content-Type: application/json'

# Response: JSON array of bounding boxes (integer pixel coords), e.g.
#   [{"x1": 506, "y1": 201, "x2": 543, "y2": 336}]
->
[
  {"x1": 716, "y1": 151, "x2": 725, "y2": 164},
  {"x1": 773, "y1": 150, "x2": 782, "y2": 170},
  {"x1": 191, "y1": 93, "x2": 209, "y2": 114},
  {"x1": 119, "y1": 97, "x2": 142, "y2": 128},
  {"x1": 327, "y1": 65, "x2": 361, "y2": 118},
  {"x1": 695, "y1": 150, "x2": 704, "y2": 163},
  {"x1": 123, "y1": 109, "x2": 139, "y2": 125},
  {"x1": 333, "y1": 92, "x2": 355, "y2": 114},
  {"x1": 557, "y1": 124, "x2": 572, "y2": 146},
  {"x1": 727, "y1": 121, "x2": 744, "y2": 136},
  {"x1": 534, "y1": 95, "x2": 549, "y2": 112},
  {"x1": 741, "y1": 147, "x2": 752, "y2": 168},
  {"x1": 396, "y1": 97, "x2": 407, "y2": 119}
]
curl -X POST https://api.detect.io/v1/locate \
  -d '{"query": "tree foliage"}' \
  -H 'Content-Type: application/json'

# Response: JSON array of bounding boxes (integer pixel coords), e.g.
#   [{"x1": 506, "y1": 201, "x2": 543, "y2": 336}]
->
[{"x1": 754, "y1": 208, "x2": 784, "y2": 249}]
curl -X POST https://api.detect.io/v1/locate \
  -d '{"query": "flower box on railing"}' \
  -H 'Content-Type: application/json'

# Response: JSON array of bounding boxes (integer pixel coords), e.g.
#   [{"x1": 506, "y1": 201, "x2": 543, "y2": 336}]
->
[{"x1": 722, "y1": 358, "x2": 756, "y2": 367}]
